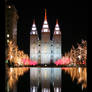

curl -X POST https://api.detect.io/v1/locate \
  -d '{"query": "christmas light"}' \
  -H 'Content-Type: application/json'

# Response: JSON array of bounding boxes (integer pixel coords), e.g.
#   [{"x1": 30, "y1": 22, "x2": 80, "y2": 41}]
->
[
  {"x1": 7, "y1": 67, "x2": 29, "y2": 90},
  {"x1": 55, "y1": 57, "x2": 70, "y2": 65},
  {"x1": 7, "y1": 40, "x2": 9, "y2": 43},
  {"x1": 7, "y1": 41, "x2": 38, "y2": 67},
  {"x1": 62, "y1": 40, "x2": 87, "y2": 66},
  {"x1": 62, "y1": 67, "x2": 87, "y2": 89},
  {"x1": 7, "y1": 34, "x2": 9, "y2": 37},
  {"x1": 8, "y1": 5, "x2": 11, "y2": 9}
]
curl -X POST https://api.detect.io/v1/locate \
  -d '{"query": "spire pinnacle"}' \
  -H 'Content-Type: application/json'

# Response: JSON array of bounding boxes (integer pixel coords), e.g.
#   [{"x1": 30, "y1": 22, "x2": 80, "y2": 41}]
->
[
  {"x1": 32, "y1": 19, "x2": 36, "y2": 30},
  {"x1": 45, "y1": 9, "x2": 47, "y2": 20},
  {"x1": 56, "y1": 19, "x2": 58, "y2": 24},
  {"x1": 33, "y1": 19, "x2": 35, "y2": 24}
]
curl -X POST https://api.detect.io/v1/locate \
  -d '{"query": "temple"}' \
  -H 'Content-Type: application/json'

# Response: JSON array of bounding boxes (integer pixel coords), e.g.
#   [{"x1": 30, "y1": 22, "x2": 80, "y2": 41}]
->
[{"x1": 30, "y1": 9, "x2": 62, "y2": 64}]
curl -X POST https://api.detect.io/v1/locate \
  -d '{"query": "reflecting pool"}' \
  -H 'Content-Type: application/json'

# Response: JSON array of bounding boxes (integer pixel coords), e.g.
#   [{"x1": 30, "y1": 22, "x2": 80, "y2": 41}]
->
[{"x1": 6, "y1": 66, "x2": 87, "y2": 92}]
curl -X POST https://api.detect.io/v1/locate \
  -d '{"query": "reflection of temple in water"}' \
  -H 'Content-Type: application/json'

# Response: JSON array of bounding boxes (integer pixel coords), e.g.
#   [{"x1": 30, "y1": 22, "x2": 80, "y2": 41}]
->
[
  {"x1": 30, "y1": 68, "x2": 62, "y2": 92},
  {"x1": 30, "y1": 9, "x2": 62, "y2": 64}
]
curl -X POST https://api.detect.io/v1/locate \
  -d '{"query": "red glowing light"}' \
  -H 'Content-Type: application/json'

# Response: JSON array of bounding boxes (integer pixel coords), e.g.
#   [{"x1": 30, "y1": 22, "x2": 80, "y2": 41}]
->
[
  {"x1": 55, "y1": 57, "x2": 70, "y2": 65},
  {"x1": 21, "y1": 59, "x2": 37, "y2": 66},
  {"x1": 82, "y1": 61, "x2": 86, "y2": 65}
]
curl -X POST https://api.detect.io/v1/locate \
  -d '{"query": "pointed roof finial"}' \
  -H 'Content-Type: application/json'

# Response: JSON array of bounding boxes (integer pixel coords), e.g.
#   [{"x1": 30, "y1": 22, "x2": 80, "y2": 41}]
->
[
  {"x1": 56, "y1": 19, "x2": 58, "y2": 24},
  {"x1": 33, "y1": 19, "x2": 35, "y2": 24},
  {"x1": 45, "y1": 8, "x2": 47, "y2": 20}
]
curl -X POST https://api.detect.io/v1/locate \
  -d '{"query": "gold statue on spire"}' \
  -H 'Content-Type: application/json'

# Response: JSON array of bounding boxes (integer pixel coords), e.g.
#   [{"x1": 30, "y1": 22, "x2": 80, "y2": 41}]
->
[
  {"x1": 45, "y1": 9, "x2": 47, "y2": 20},
  {"x1": 56, "y1": 19, "x2": 58, "y2": 24},
  {"x1": 33, "y1": 19, "x2": 35, "y2": 24}
]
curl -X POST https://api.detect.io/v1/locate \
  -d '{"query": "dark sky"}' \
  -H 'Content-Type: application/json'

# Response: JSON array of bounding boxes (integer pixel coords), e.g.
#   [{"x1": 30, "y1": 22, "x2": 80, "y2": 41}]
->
[{"x1": 8, "y1": 0, "x2": 88, "y2": 55}]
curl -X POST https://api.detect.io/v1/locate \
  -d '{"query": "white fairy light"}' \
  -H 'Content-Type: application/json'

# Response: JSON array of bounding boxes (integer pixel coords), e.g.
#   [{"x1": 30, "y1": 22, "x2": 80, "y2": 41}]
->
[{"x1": 7, "y1": 34, "x2": 9, "y2": 38}]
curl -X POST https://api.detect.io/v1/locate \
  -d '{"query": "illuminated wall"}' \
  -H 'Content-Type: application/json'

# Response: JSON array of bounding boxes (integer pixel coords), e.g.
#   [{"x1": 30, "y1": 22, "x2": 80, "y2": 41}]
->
[
  {"x1": 41, "y1": 16, "x2": 51, "y2": 64},
  {"x1": 41, "y1": 42, "x2": 51, "y2": 64}
]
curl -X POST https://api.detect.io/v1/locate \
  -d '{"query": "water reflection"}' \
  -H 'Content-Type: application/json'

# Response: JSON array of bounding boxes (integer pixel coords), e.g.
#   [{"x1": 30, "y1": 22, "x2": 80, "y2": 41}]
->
[
  {"x1": 30, "y1": 67, "x2": 87, "y2": 92},
  {"x1": 6, "y1": 66, "x2": 29, "y2": 92},
  {"x1": 62, "y1": 67, "x2": 87, "y2": 89},
  {"x1": 6, "y1": 67, "x2": 87, "y2": 92},
  {"x1": 30, "y1": 68, "x2": 61, "y2": 92}
]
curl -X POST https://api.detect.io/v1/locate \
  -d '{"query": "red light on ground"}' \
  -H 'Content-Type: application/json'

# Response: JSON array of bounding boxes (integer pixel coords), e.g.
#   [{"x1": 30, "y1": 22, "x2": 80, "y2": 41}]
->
[
  {"x1": 55, "y1": 57, "x2": 70, "y2": 65},
  {"x1": 82, "y1": 61, "x2": 86, "y2": 64},
  {"x1": 21, "y1": 58, "x2": 37, "y2": 66}
]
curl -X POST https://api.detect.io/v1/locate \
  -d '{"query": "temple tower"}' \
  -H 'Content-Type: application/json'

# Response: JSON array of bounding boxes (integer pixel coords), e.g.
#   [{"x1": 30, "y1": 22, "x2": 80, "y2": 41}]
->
[
  {"x1": 41, "y1": 9, "x2": 51, "y2": 64},
  {"x1": 53, "y1": 20, "x2": 62, "y2": 63},
  {"x1": 30, "y1": 20, "x2": 39, "y2": 62}
]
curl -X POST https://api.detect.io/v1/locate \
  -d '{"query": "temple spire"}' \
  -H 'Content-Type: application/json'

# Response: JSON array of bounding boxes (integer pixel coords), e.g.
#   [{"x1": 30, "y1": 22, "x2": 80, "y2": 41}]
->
[
  {"x1": 41, "y1": 9, "x2": 50, "y2": 32},
  {"x1": 33, "y1": 19, "x2": 35, "y2": 24},
  {"x1": 54, "y1": 19, "x2": 61, "y2": 35},
  {"x1": 45, "y1": 9, "x2": 47, "y2": 20},
  {"x1": 56, "y1": 19, "x2": 58, "y2": 24},
  {"x1": 30, "y1": 19, "x2": 37, "y2": 35}
]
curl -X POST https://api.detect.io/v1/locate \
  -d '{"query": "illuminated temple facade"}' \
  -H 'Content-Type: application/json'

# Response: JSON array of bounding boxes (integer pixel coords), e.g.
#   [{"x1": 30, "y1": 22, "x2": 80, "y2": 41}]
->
[{"x1": 30, "y1": 9, "x2": 62, "y2": 64}]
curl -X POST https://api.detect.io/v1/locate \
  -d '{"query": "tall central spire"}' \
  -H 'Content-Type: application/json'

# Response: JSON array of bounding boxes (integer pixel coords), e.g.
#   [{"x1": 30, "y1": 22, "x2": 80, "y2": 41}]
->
[
  {"x1": 45, "y1": 9, "x2": 47, "y2": 20},
  {"x1": 41, "y1": 9, "x2": 50, "y2": 32},
  {"x1": 56, "y1": 19, "x2": 58, "y2": 24}
]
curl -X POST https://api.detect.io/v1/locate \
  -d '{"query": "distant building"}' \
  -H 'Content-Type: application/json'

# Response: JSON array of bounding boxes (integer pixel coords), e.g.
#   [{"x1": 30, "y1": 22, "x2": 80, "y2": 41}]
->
[
  {"x1": 30, "y1": 9, "x2": 62, "y2": 64},
  {"x1": 5, "y1": 4, "x2": 19, "y2": 46},
  {"x1": 5, "y1": 1, "x2": 19, "y2": 58}
]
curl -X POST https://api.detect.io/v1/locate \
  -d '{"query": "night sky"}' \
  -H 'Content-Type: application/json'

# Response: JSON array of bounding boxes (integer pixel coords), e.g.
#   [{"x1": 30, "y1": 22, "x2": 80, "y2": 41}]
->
[{"x1": 8, "y1": 0, "x2": 88, "y2": 55}]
